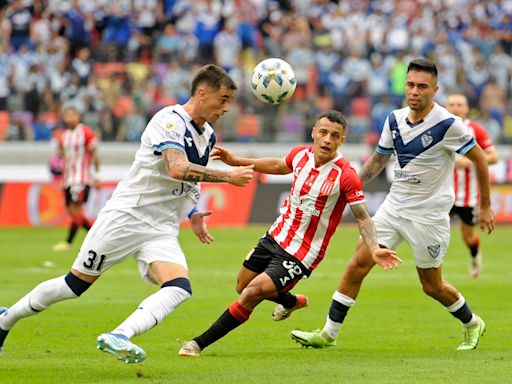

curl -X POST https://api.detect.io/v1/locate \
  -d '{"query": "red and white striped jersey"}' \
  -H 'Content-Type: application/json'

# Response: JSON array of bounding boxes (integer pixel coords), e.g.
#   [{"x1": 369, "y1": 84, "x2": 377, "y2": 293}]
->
[
  {"x1": 453, "y1": 120, "x2": 494, "y2": 207},
  {"x1": 58, "y1": 124, "x2": 97, "y2": 187},
  {"x1": 268, "y1": 145, "x2": 365, "y2": 272}
]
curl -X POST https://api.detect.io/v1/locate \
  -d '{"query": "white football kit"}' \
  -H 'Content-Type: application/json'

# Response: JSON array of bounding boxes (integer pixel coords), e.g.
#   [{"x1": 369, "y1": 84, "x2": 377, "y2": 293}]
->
[
  {"x1": 374, "y1": 103, "x2": 475, "y2": 268},
  {"x1": 72, "y1": 104, "x2": 216, "y2": 281}
]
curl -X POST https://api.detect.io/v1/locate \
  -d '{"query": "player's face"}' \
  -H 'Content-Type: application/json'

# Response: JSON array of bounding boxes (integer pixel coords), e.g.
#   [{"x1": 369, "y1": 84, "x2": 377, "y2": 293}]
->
[
  {"x1": 63, "y1": 108, "x2": 80, "y2": 129},
  {"x1": 311, "y1": 117, "x2": 345, "y2": 165},
  {"x1": 405, "y1": 70, "x2": 438, "y2": 112},
  {"x1": 445, "y1": 94, "x2": 469, "y2": 119},
  {"x1": 198, "y1": 85, "x2": 235, "y2": 123}
]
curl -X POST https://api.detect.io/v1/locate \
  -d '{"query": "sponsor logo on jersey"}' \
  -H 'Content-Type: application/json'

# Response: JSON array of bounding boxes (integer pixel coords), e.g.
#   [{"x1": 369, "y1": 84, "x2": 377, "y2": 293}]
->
[
  {"x1": 164, "y1": 122, "x2": 175, "y2": 130},
  {"x1": 394, "y1": 170, "x2": 421, "y2": 184},
  {"x1": 427, "y1": 244, "x2": 441, "y2": 258},
  {"x1": 290, "y1": 195, "x2": 320, "y2": 216},
  {"x1": 459, "y1": 134, "x2": 473, "y2": 143}
]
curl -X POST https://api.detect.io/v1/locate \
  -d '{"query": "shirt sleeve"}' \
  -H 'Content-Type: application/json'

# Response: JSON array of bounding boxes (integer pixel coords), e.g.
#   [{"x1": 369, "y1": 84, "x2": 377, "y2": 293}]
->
[
  {"x1": 340, "y1": 165, "x2": 366, "y2": 205},
  {"x1": 285, "y1": 145, "x2": 309, "y2": 169},
  {"x1": 376, "y1": 114, "x2": 394, "y2": 155},
  {"x1": 443, "y1": 118, "x2": 475, "y2": 155},
  {"x1": 84, "y1": 126, "x2": 98, "y2": 151},
  {"x1": 471, "y1": 121, "x2": 495, "y2": 152},
  {"x1": 148, "y1": 111, "x2": 187, "y2": 155}
]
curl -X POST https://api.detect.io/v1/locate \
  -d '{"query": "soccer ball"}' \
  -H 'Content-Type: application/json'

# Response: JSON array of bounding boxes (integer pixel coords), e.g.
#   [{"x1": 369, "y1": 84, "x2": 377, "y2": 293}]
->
[{"x1": 251, "y1": 58, "x2": 297, "y2": 104}]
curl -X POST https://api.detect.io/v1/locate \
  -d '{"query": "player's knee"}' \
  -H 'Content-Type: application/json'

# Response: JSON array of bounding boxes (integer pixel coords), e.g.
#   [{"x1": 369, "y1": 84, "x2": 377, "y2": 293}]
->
[
  {"x1": 347, "y1": 253, "x2": 373, "y2": 278},
  {"x1": 235, "y1": 279, "x2": 247, "y2": 294},
  {"x1": 64, "y1": 272, "x2": 93, "y2": 296},
  {"x1": 421, "y1": 281, "x2": 440, "y2": 298},
  {"x1": 240, "y1": 284, "x2": 263, "y2": 302},
  {"x1": 161, "y1": 277, "x2": 192, "y2": 297}
]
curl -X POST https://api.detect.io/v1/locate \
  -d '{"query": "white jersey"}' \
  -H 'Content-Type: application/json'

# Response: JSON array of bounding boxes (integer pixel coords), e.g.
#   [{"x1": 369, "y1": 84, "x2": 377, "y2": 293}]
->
[
  {"x1": 376, "y1": 103, "x2": 475, "y2": 224},
  {"x1": 102, "y1": 104, "x2": 216, "y2": 234}
]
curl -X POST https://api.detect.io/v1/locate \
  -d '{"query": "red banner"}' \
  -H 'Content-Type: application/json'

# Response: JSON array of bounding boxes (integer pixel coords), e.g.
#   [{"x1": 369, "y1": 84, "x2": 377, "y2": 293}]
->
[{"x1": 0, "y1": 180, "x2": 257, "y2": 227}]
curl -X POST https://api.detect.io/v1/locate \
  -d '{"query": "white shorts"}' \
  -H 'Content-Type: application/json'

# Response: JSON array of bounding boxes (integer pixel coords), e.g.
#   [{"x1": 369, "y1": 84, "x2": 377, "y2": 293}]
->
[
  {"x1": 373, "y1": 208, "x2": 450, "y2": 269},
  {"x1": 71, "y1": 210, "x2": 188, "y2": 283}
]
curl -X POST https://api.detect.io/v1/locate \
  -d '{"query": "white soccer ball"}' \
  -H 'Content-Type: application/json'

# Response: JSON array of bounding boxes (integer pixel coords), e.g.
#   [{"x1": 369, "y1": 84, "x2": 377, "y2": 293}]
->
[{"x1": 250, "y1": 58, "x2": 297, "y2": 104}]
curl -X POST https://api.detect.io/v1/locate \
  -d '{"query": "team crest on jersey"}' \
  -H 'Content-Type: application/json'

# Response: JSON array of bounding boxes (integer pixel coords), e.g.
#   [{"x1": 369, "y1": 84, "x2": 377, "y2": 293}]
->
[
  {"x1": 305, "y1": 174, "x2": 317, "y2": 187},
  {"x1": 427, "y1": 244, "x2": 441, "y2": 258},
  {"x1": 319, "y1": 177, "x2": 335, "y2": 196},
  {"x1": 421, "y1": 132, "x2": 433, "y2": 148}
]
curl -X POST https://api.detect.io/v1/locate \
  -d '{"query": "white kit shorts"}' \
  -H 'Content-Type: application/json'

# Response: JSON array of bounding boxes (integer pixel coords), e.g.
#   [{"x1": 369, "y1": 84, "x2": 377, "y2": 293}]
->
[{"x1": 71, "y1": 210, "x2": 188, "y2": 283}]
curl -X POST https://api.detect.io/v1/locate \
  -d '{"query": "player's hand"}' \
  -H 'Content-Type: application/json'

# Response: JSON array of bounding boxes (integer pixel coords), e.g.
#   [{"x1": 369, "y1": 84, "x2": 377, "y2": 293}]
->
[
  {"x1": 93, "y1": 179, "x2": 101, "y2": 189},
  {"x1": 211, "y1": 146, "x2": 239, "y2": 166},
  {"x1": 454, "y1": 156, "x2": 473, "y2": 169},
  {"x1": 228, "y1": 165, "x2": 254, "y2": 187},
  {"x1": 478, "y1": 206, "x2": 495, "y2": 234},
  {"x1": 190, "y1": 210, "x2": 214, "y2": 244},
  {"x1": 371, "y1": 248, "x2": 402, "y2": 271}
]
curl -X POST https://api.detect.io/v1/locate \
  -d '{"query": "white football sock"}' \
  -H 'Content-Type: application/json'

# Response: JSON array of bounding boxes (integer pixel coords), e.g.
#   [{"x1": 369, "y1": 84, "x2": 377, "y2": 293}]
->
[
  {"x1": 112, "y1": 286, "x2": 191, "y2": 339},
  {"x1": 322, "y1": 291, "x2": 356, "y2": 340},
  {"x1": 0, "y1": 276, "x2": 77, "y2": 330}
]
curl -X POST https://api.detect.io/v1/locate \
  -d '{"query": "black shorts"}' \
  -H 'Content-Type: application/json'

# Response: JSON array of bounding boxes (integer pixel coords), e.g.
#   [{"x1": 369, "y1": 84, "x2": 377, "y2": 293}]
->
[
  {"x1": 64, "y1": 184, "x2": 91, "y2": 207},
  {"x1": 450, "y1": 205, "x2": 477, "y2": 226},
  {"x1": 243, "y1": 233, "x2": 310, "y2": 293}
]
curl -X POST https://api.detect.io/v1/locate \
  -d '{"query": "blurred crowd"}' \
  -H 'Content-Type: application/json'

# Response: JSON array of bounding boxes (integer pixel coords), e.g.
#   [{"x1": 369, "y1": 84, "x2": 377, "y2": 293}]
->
[{"x1": 0, "y1": 0, "x2": 511, "y2": 144}]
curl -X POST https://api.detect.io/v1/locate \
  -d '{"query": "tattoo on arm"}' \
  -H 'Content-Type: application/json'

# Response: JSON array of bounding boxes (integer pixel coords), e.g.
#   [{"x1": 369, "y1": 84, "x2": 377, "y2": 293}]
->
[
  {"x1": 164, "y1": 148, "x2": 229, "y2": 183},
  {"x1": 359, "y1": 153, "x2": 390, "y2": 184},
  {"x1": 183, "y1": 165, "x2": 228, "y2": 183},
  {"x1": 351, "y1": 203, "x2": 379, "y2": 251}
]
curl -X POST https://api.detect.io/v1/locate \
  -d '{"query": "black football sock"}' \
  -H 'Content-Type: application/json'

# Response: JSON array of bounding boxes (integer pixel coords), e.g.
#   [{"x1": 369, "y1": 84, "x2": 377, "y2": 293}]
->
[{"x1": 194, "y1": 301, "x2": 252, "y2": 350}]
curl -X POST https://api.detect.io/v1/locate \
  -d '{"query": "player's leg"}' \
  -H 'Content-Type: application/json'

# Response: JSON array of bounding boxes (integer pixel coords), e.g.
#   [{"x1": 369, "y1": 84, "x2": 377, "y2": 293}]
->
[
  {"x1": 53, "y1": 186, "x2": 91, "y2": 251},
  {"x1": 0, "y1": 270, "x2": 96, "y2": 353},
  {"x1": 417, "y1": 267, "x2": 485, "y2": 350},
  {"x1": 460, "y1": 208, "x2": 482, "y2": 278},
  {"x1": 291, "y1": 211, "x2": 401, "y2": 348},
  {"x1": 180, "y1": 272, "x2": 277, "y2": 357},
  {"x1": 410, "y1": 219, "x2": 484, "y2": 350},
  {"x1": 78, "y1": 185, "x2": 93, "y2": 231},
  {"x1": 291, "y1": 239, "x2": 372, "y2": 348},
  {"x1": 97, "y1": 235, "x2": 192, "y2": 363},
  {"x1": 53, "y1": 188, "x2": 75, "y2": 251},
  {"x1": 236, "y1": 234, "x2": 307, "y2": 320},
  {"x1": 180, "y1": 251, "x2": 308, "y2": 356},
  {"x1": 3, "y1": 210, "x2": 131, "y2": 354}
]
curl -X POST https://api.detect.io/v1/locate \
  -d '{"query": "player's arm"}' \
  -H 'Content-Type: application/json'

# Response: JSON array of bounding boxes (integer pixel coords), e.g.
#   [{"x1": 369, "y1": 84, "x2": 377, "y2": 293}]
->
[
  {"x1": 358, "y1": 152, "x2": 391, "y2": 185},
  {"x1": 89, "y1": 147, "x2": 101, "y2": 188},
  {"x1": 464, "y1": 145, "x2": 495, "y2": 234},
  {"x1": 485, "y1": 147, "x2": 498, "y2": 165},
  {"x1": 457, "y1": 146, "x2": 498, "y2": 169},
  {"x1": 163, "y1": 148, "x2": 254, "y2": 187},
  {"x1": 211, "y1": 145, "x2": 292, "y2": 175},
  {"x1": 350, "y1": 202, "x2": 401, "y2": 270}
]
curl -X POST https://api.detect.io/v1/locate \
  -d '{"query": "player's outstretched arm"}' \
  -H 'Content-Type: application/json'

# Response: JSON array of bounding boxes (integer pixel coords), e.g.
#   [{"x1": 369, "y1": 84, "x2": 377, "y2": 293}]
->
[
  {"x1": 350, "y1": 202, "x2": 402, "y2": 270},
  {"x1": 211, "y1": 146, "x2": 291, "y2": 175},
  {"x1": 163, "y1": 148, "x2": 254, "y2": 187},
  {"x1": 358, "y1": 152, "x2": 391, "y2": 185},
  {"x1": 464, "y1": 145, "x2": 496, "y2": 234}
]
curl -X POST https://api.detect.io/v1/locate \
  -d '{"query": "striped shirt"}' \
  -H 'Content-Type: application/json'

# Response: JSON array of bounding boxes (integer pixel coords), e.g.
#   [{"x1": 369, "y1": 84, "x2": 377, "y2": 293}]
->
[
  {"x1": 453, "y1": 120, "x2": 495, "y2": 207},
  {"x1": 269, "y1": 145, "x2": 365, "y2": 272},
  {"x1": 59, "y1": 124, "x2": 97, "y2": 187}
]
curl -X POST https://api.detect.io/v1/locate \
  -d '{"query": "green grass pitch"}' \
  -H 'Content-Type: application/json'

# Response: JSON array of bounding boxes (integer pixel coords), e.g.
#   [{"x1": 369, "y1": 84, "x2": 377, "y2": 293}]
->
[{"x1": 0, "y1": 225, "x2": 511, "y2": 383}]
